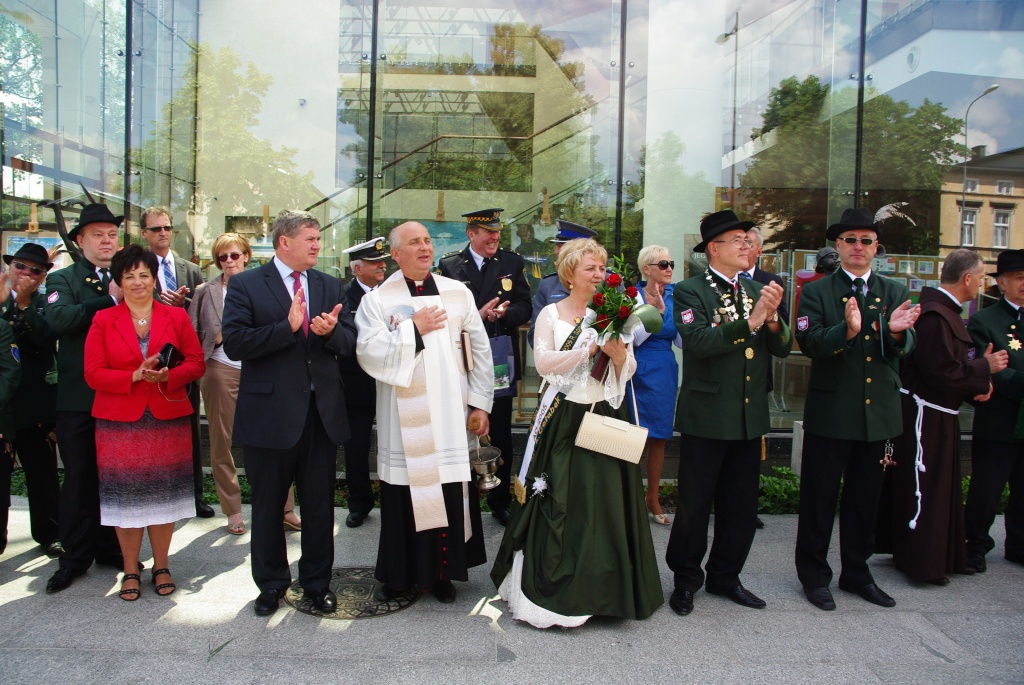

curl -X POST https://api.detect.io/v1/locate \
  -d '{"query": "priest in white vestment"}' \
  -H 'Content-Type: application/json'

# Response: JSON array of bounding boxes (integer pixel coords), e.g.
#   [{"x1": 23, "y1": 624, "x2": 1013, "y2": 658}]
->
[{"x1": 356, "y1": 221, "x2": 494, "y2": 604}]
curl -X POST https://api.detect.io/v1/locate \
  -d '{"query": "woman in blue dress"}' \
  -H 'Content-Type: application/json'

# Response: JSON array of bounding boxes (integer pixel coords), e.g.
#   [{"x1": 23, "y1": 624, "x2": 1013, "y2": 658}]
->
[{"x1": 629, "y1": 245, "x2": 681, "y2": 525}]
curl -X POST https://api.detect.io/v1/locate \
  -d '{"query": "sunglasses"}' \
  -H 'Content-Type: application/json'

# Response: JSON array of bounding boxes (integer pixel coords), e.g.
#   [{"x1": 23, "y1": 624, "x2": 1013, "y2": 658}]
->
[
  {"x1": 146, "y1": 226, "x2": 172, "y2": 233},
  {"x1": 647, "y1": 260, "x2": 675, "y2": 270},
  {"x1": 839, "y1": 237, "x2": 876, "y2": 245},
  {"x1": 217, "y1": 252, "x2": 244, "y2": 263},
  {"x1": 11, "y1": 260, "x2": 46, "y2": 276}
]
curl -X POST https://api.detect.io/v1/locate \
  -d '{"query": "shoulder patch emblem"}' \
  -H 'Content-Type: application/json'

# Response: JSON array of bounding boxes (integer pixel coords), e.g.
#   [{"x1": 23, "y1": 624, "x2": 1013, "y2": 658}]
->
[
  {"x1": 966, "y1": 347, "x2": 976, "y2": 361},
  {"x1": 10, "y1": 343, "x2": 19, "y2": 363},
  {"x1": 47, "y1": 291, "x2": 59, "y2": 304},
  {"x1": 681, "y1": 308, "x2": 694, "y2": 324},
  {"x1": 797, "y1": 316, "x2": 809, "y2": 331}
]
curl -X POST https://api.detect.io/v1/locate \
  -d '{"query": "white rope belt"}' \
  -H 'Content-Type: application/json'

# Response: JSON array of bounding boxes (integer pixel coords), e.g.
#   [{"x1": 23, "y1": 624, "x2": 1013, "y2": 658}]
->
[{"x1": 900, "y1": 388, "x2": 959, "y2": 530}]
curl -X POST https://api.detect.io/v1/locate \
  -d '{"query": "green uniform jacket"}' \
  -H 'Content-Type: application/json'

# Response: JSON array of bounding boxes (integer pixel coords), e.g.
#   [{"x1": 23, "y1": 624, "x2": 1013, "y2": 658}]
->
[
  {"x1": 44, "y1": 259, "x2": 116, "y2": 412},
  {"x1": 796, "y1": 270, "x2": 915, "y2": 442},
  {"x1": 967, "y1": 298, "x2": 1024, "y2": 443},
  {"x1": 0, "y1": 323, "x2": 22, "y2": 440},
  {"x1": 674, "y1": 272, "x2": 792, "y2": 441},
  {"x1": 1, "y1": 291, "x2": 58, "y2": 427}
]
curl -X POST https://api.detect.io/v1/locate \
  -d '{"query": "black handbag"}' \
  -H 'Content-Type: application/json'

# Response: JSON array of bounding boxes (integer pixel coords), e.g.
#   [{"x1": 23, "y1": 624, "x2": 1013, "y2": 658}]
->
[{"x1": 157, "y1": 342, "x2": 185, "y2": 369}]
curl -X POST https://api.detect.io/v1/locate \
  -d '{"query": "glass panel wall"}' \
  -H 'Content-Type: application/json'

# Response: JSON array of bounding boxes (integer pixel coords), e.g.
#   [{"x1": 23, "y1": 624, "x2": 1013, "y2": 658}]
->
[{"x1": 3, "y1": 0, "x2": 1021, "y2": 426}]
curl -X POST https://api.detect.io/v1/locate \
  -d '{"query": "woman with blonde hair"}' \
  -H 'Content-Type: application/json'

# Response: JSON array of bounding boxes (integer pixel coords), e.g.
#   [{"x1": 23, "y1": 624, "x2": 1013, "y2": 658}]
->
[
  {"x1": 630, "y1": 245, "x2": 682, "y2": 524},
  {"x1": 190, "y1": 233, "x2": 301, "y2": 535},
  {"x1": 491, "y1": 237, "x2": 662, "y2": 628}
]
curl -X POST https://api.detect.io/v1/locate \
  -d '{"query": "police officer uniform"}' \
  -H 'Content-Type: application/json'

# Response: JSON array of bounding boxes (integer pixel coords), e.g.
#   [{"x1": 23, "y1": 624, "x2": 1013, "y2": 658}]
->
[
  {"x1": 340, "y1": 238, "x2": 389, "y2": 528},
  {"x1": 527, "y1": 221, "x2": 599, "y2": 348},
  {"x1": 437, "y1": 209, "x2": 531, "y2": 524}
]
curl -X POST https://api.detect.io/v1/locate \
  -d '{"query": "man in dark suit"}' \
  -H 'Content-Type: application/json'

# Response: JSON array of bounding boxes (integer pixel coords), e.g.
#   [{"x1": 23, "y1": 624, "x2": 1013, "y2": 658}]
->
[
  {"x1": 141, "y1": 206, "x2": 213, "y2": 517},
  {"x1": 437, "y1": 209, "x2": 531, "y2": 526},
  {"x1": 44, "y1": 203, "x2": 127, "y2": 593},
  {"x1": 1, "y1": 243, "x2": 61, "y2": 558},
  {"x1": 666, "y1": 210, "x2": 791, "y2": 617},
  {"x1": 339, "y1": 237, "x2": 388, "y2": 528},
  {"x1": 222, "y1": 209, "x2": 357, "y2": 616},
  {"x1": 527, "y1": 220, "x2": 598, "y2": 348},
  {"x1": 965, "y1": 249, "x2": 1024, "y2": 572},
  {"x1": 794, "y1": 207, "x2": 920, "y2": 611}
]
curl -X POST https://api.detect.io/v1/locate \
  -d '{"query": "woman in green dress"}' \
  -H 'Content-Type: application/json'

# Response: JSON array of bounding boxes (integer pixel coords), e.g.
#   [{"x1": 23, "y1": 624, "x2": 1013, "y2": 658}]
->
[{"x1": 490, "y1": 238, "x2": 663, "y2": 628}]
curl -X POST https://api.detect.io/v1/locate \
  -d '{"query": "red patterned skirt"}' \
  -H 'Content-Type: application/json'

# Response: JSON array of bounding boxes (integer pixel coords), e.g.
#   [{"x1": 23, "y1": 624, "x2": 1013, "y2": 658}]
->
[{"x1": 96, "y1": 411, "x2": 195, "y2": 528}]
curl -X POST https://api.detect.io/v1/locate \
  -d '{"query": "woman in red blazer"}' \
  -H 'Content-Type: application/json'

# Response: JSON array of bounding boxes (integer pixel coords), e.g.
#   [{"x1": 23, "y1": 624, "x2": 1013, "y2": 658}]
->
[{"x1": 84, "y1": 244, "x2": 205, "y2": 601}]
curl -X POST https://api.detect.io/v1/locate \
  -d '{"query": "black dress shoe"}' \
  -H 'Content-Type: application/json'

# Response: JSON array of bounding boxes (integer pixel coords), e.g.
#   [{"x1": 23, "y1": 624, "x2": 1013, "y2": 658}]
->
[
  {"x1": 755, "y1": 516, "x2": 765, "y2": 530},
  {"x1": 433, "y1": 580, "x2": 457, "y2": 603},
  {"x1": 346, "y1": 511, "x2": 366, "y2": 528},
  {"x1": 491, "y1": 509, "x2": 511, "y2": 527},
  {"x1": 254, "y1": 589, "x2": 284, "y2": 616},
  {"x1": 804, "y1": 586, "x2": 836, "y2": 611},
  {"x1": 195, "y1": 501, "x2": 216, "y2": 518},
  {"x1": 966, "y1": 553, "x2": 986, "y2": 573},
  {"x1": 668, "y1": 588, "x2": 694, "y2": 616},
  {"x1": 837, "y1": 580, "x2": 896, "y2": 608},
  {"x1": 926, "y1": 576, "x2": 951, "y2": 586},
  {"x1": 304, "y1": 587, "x2": 337, "y2": 613},
  {"x1": 94, "y1": 554, "x2": 125, "y2": 569},
  {"x1": 46, "y1": 567, "x2": 84, "y2": 594},
  {"x1": 42, "y1": 541, "x2": 65, "y2": 558},
  {"x1": 706, "y1": 584, "x2": 767, "y2": 609},
  {"x1": 374, "y1": 585, "x2": 401, "y2": 603}
]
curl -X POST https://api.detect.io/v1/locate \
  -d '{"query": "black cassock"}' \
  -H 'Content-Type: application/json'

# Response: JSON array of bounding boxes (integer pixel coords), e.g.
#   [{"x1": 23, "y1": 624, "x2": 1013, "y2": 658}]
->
[{"x1": 877, "y1": 288, "x2": 990, "y2": 581}]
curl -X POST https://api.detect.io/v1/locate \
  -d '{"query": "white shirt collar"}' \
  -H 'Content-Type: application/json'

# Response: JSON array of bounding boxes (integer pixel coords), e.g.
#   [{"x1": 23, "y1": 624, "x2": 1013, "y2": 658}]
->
[
  {"x1": 937, "y1": 286, "x2": 963, "y2": 306},
  {"x1": 356, "y1": 279, "x2": 374, "y2": 294},
  {"x1": 468, "y1": 247, "x2": 486, "y2": 270},
  {"x1": 272, "y1": 256, "x2": 306, "y2": 285},
  {"x1": 709, "y1": 266, "x2": 737, "y2": 285},
  {"x1": 842, "y1": 268, "x2": 872, "y2": 289},
  {"x1": 1004, "y1": 297, "x2": 1021, "y2": 312}
]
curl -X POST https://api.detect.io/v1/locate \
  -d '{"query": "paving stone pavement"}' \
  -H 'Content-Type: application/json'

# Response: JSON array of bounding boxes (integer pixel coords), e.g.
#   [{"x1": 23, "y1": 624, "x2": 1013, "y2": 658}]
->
[{"x1": 1, "y1": 497, "x2": 1021, "y2": 684}]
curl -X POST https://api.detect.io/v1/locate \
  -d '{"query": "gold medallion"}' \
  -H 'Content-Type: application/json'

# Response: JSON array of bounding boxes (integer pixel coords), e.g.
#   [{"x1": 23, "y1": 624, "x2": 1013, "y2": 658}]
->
[
  {"x1": 502, "y1": 277, "x2": 512, "y2": 291},
  {"x1": 745, "y1": 348, "x2": 754, "y2": 359}
]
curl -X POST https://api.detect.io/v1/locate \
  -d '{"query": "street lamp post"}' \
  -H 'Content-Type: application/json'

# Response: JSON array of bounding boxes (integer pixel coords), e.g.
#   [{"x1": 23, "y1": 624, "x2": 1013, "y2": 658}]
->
[
  {"x1": 961, "y1": 84, "x2": 999, "y2": 235},
  {"x1": 717, "y1": 11, "x2": 739, "y2": 207}
]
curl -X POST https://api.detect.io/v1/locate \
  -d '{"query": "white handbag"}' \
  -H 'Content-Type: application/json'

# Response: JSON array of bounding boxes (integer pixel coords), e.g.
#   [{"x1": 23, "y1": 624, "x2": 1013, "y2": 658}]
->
[{"x1": 574, "y1": 380, "x2": 648, "y2": 463}]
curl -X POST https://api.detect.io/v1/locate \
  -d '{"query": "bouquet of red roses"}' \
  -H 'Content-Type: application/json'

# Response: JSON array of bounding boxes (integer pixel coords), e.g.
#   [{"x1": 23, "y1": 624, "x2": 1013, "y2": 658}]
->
[{"x1": 584, "y1": 254, "x2": 663, "y2": 378}]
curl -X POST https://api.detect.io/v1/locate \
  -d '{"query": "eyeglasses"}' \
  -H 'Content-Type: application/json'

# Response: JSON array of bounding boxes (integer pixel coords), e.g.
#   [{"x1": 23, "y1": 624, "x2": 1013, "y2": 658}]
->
[
  {"x1": 146, "y1": 225, "x2": 172, "y2": 233},
  {"x1": 11, "y1": 260, "x2": 45, "y2": 276},
  {"x1": 713, "y1": 238, "x2": 753, "y2": 248},
  {"x1": 217, "y1": 252, "x2": 244, "y2": 263},
  {"x1": 839, "y1": 237, "x2": 876, "y2": 246},
  {"x1": 647, "y1": 260, "x2": 675, "y2": 270}
]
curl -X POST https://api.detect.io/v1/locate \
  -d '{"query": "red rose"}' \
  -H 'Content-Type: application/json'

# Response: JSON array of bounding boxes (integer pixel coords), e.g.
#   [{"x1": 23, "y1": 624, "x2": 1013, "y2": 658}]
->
[
  {"x1": 596, "y1": 314, "x2": 611, "y2": 329},
  {"x1": 592, "y1": 292, "x2": 605, "y2": 307},
  {"x1": 618, "y1": 305, "x2": 631, "y2": 320},
  {"x1": 606, "y1": 273, "x2": 622, "y2": 287},
  {"x1": 625, "y1": 286, "x2": 638, "y2": 298}
]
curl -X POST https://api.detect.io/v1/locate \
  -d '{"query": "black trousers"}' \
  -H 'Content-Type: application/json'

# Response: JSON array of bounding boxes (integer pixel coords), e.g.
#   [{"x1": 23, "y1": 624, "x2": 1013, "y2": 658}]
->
[
  {"x1": 485, "y1": 396, "x2": 515, "y2": 513},
  {"x1": 245, "y1": 394, "x2": 338, "y2": 593},
  {"x1": 795, "y1": 433, "x2": 885, "y2": 588},
  {"x1": 965, "y1": 437, "x2": 1024, "y2": 560},
  {"x1": 55, "y1": 411, "x2": 120, "y2": 572},
  {"x1": 666, "y1": 434, "x2": 760, "y2": 592},
  {"x1": 343, "y1": 405, "x2": 375, "y2": 516},
  {"x1": 12, "y1": 424, "x2": 61, "y2": 547},
  {"x1": 188, "y1": 382, "x2": 204, "y2": 502}
]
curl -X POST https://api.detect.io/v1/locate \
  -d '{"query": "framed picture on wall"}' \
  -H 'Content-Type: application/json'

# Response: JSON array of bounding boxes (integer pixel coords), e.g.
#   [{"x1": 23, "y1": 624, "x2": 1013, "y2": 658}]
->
[
  {"x1": 909, "y1": 278, "x2": 924, "y2": 292},
  {"x1": 898, "y1": 259, "x2": 913, "y2": 275},
  {"x1": 1, "y1": 232, "x2": 72, "y2": 273},
  {"x1": 917, "y1": 260, "x2": 934, "y2": 275}
]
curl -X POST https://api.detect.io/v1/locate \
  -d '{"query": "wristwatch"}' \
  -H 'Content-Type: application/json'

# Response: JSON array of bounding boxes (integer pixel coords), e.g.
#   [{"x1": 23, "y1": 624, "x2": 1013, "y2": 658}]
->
[{"x1": 769, "y1": 312, "x2": 779, "y2": 324}]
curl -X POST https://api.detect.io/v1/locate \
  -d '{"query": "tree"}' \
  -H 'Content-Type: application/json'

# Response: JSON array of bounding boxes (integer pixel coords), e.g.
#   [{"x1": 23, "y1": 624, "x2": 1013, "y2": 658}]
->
[
  {"x1": 132, "y1": 45, "x2": 316, "y2": 245},
  {"x1": 742, "y1": 75, "x2": 963, "y2": 254}
]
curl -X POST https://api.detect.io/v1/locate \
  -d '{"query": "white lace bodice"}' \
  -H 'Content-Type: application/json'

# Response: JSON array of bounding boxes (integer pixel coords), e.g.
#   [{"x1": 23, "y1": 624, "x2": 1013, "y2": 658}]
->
[{"x1": 533, "y1": 304, "x2": 635, "y2": 407}]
